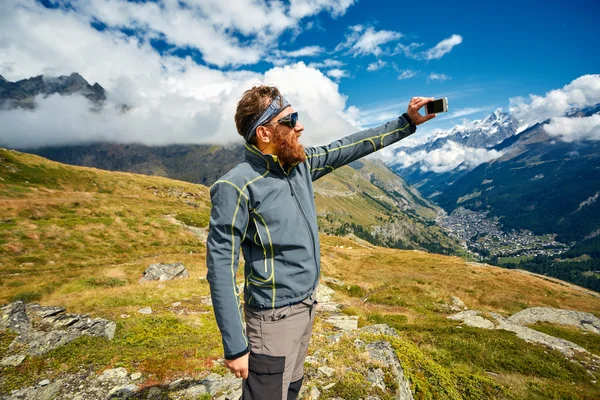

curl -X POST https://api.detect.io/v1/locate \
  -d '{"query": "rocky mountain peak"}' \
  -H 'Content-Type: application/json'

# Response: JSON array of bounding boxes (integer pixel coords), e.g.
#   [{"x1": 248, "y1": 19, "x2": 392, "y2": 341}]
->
[{"x1": 0, "y1": 72, "x2": 107, "y2": 110}]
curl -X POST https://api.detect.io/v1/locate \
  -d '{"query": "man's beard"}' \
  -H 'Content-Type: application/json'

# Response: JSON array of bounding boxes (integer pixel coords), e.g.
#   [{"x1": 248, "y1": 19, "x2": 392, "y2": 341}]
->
[{"x1": 273, "y1": 129, "x2": 306, "y2": 167}]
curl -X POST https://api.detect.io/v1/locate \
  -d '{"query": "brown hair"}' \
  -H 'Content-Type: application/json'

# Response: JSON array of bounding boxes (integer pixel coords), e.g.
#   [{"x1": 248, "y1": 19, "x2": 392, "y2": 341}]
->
[{"x1": 235, "y1": 85, "x2": 282, "y2": 142}]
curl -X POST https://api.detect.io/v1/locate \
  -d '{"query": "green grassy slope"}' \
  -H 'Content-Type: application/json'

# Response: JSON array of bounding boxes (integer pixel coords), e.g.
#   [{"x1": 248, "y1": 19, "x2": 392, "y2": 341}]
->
[{"x1": 1, "y1": 148, "x2": 599, "y2": 399}]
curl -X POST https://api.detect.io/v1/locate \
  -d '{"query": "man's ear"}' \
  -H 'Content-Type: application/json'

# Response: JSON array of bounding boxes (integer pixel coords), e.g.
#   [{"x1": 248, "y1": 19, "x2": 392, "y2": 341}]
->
[{"x1": 255, "y1": 125, "x2": 271, "y2": 144}]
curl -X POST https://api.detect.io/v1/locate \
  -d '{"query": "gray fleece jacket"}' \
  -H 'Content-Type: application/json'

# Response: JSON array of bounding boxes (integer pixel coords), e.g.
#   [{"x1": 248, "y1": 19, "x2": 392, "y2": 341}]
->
[{"x1": 206, "y1": 113, "x2": 416, "y2": 359}]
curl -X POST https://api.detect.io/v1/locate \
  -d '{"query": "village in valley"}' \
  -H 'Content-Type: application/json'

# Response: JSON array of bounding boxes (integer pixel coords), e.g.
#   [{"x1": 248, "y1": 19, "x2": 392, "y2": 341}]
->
[{"x1": 437, "y1": 207, "x2": 570, "y2": 260}]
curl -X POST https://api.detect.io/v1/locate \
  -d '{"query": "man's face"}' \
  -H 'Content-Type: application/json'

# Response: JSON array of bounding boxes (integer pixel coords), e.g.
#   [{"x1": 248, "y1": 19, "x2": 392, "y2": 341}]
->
[{"x1": 268, "y1": 107, "x2": 306, "y2": 167}]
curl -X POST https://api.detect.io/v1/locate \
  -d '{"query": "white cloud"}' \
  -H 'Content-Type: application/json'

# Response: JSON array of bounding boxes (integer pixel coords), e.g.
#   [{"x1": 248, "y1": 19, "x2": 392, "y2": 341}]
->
[
  {"x1": 394, "y1": 42, "x2": 423, "y2": 58},
  {"x1": 0, "y1": 1, "x2": 359, "y2": 148},
  {"x1": 509, "y1": 74, "x2": 600, "y2": 125},
  {"x1": 288, "y1": 0, "x2": 356, "y2": 19},
  {"x1": 279, "y1": 45, "x2": 324, "y2": 58},
  {"x1": 20, "y1": 0, "x2": 354, "y2": 68},
  {"x1": 543, "y1": 115, "x2": 600, "y2": 142},
  {"x1": 326, "y1": 68, "x2": 349, "y2": 80},
  {"x1": 423, "y1": 34, "x2": 463, "y2": 60},
  {"x1": 367, "y1": 60, "x2": 387, "y2": 71},
  {"x1": 428, "y1": 73, "x2": 450, "y2": 82},
  {"x1": 336, "y1": 26, "x2": 402, "y2": 57},
  {"x1": 394, "y1": 34, "x2": 462, "y2": 60},
  {"x1": 269, "y1": 45, "x2": 325, "y2": 66},
  {"x1": 388, "y1": 140, "x2": 503, "y2": 173},
  {"x1": 398, "y1": 69, "x2": 417, "y2": 80},
  {"x1": 308, "y1": 59, "x2": 345, "y2": 69}
]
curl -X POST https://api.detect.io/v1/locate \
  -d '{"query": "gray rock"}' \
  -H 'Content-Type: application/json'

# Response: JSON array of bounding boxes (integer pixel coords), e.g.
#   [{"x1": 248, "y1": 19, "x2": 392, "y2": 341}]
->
[
  {"x1": 1, "y1": 302, "x2": 117, "y2": 356},
  {"x1": 138, "y1": 307, "x2": 152, "y2": 315},
  {"x1": 450, "y1": 296, "x2": 467, "y2": 311},
  {"x1": 328, "y1": 333, "x2": 344, "y2": 345},
  {"x1": 216, "y1": 387, "x2": 242, "y2": 400},
  {"x1": 325, "y1": 316, "x2": 358, "y2": 331},
  {"x1": 491, "y1": 312, "x2": 589, "y2": 356},
  {"x1": 26, "y1": 304, "x2": 66, "y2": 319},
  {"x1": 140, "y1": 262, "x2": 189, "y2": 282},
  {"x1": 360, "y1": 324, "x2": 399, "y2": 337},
  {"x1": 366, "y1": 341, "x2": 414, "y2": 400},
  {"x1": 318, "y1": 366, "x2": 335, "y2": 378},
  {"x1": 130, "y1": 372, "x2": 142, "y2": 381},
  {"x1": 447, "y1": 310, "x2": 495, "y2": 330},
  {"x1": 5, "y1": 380, "x2": 62, "y2": 400},
  {"x1": 314, "y1": 284, "x2": 340, "y2": 312},
  {"x1": 367, "y1": 368, "x2": 386, "y2": 390},
  {"x1": 354, "y1": 339, "x2": 366, "y2": 348},
  {"x1": 27, "y1": 330, "x2": 79, "y2": 356},
  {"x1": 306, "y1": 386, "x2": 321, "y2": 400},
  {"x1": 200, "y1": 373, "x2": 241, "y2": 396},
  {"x1": 108, "y1": 384, "x2": 138, "y2": 399},
  {"x1": 146, "y1": 387, "x2": 163, "y2": 399},
  {"x1": 172, "y1": 382, "x2": 208, "y2": 398},
  {"x1": 1, "y1": 354, "x2": 26, "y2": 367},
  {"x1": 99, "y1": 367, "x2": 129, "y2": 382},
  {"x1": 304, "y1": 355, "x2": 319, "y2": 365},
  {"x1": 168, "y1": 378, "x2": 188, "y2": 390},
  {"x1": 0, "y1": 301, "x2": 31, "y2": 335},
  {"x1": 508, "y1": 307, "x2": 600, "y2": 334},
  {"x1": 37, "y1": 379, "x2": 50, "y2": 386}
]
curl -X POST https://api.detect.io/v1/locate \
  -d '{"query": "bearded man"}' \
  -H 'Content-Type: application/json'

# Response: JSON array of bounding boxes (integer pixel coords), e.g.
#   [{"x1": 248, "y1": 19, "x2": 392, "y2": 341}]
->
[{"x1": 206, "y1": 85, "x2": 435, "y2": 399}]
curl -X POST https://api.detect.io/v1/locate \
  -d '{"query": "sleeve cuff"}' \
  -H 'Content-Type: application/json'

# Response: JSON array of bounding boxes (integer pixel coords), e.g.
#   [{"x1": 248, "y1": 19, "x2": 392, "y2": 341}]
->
[
  {"x1": 224, "y1": 347, "x2": 250, "y2": 360},
  {"x1": 402, "y1": 113, "x2": 417, "y2": 133}
]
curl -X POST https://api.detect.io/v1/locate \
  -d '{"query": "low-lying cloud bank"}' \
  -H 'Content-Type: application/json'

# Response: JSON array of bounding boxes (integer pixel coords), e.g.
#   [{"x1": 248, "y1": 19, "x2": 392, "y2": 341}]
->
[
  {"x1": 387, "y1": 141, "x2": 503, "y2": 173},
  {"x1": 0, "y1": 0, "x2": 360, "y2": 149}
]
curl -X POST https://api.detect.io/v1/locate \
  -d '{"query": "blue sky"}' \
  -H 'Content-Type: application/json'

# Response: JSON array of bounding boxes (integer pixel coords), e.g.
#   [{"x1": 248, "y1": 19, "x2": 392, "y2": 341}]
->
[
  {"x1": 1, "y1": 0, "x2": 599, "y2": 148},
  {"x1": 261, "y1": 0, "x2": 599, "y2": 129}
]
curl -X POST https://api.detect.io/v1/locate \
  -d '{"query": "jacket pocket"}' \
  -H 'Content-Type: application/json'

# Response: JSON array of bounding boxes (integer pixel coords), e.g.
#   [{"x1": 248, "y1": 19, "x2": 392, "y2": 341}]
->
[
  {"x1": 243, "y1": 352, "x2": 285, "y2": 400},
  {"x1": 248, "y1": 215, "x2": 273, "y2": 282}
]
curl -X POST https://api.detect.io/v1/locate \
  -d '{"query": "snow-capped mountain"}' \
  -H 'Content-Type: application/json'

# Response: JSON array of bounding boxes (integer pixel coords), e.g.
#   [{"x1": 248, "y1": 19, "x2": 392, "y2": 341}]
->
[{"x1": 413, "y1": 109, "x2": 519, "y2": 152}]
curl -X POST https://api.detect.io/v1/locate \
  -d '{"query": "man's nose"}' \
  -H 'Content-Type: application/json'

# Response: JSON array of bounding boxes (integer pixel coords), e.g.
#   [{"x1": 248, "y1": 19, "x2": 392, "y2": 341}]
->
[{"x1": 295, "y1": 121, "x2": 304, "y2": 132}]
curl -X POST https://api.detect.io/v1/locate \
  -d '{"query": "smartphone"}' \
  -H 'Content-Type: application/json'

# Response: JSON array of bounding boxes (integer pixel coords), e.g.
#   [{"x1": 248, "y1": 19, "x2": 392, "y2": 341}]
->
[{"x1": 425, "y1": 98, "x2": 448, "y2": 114}]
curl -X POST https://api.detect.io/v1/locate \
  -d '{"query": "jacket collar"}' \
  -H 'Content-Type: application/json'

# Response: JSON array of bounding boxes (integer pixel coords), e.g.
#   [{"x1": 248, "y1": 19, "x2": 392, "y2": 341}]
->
[{"x1": 245, "y1": 142, "x2": 298, "y2": 176}]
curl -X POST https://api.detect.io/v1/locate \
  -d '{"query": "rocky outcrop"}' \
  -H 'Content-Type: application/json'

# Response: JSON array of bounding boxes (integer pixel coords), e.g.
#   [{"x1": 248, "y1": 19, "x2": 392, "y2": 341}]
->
[
  {"x1": 447, "y1": 306, "x2": 598, "y2": 358},
  {"x1": 447, "y1": 310, "x2": 495, "y2": 330},
  {"x1": 0, "y1": 301, "x2": 116, "y2": 362},
  {"x1": 508, "y1": 307, "x2": 600, "y2": 334},
  {"x1": 364, "y1": 340, "x2": 414, "y2": 400},
  {"x1": 490, "y1": 312, "x2": 589, "y2": 357},
  {"x1": 140, "y1": 262, "x2": 190, "y2": 282}
]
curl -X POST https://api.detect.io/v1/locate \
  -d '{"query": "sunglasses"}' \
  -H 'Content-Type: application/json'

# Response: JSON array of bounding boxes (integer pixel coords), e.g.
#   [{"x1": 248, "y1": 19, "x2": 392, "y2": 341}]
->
[{"x1": 271, "y1": 112, "x2": 299, "y2": 129}]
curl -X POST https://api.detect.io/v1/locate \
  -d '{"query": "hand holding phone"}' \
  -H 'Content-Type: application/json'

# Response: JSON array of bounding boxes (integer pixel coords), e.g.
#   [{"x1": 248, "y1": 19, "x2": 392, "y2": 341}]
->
[
  {"x1": 425, "y1": 98, "x2": 448, "y2": 114},
  {"x1": 407, "y1": 97, "x2": 441, "y2": 126}
]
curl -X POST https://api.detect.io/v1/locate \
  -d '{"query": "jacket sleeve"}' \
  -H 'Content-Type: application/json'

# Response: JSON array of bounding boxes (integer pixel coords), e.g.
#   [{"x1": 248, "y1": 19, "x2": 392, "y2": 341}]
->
[
  {"x1": 305, "y1": 113, "x2": 416, "y2": 181},
  {"x1": 206, "y1": 180, "x2": 250, "y2": 360}
]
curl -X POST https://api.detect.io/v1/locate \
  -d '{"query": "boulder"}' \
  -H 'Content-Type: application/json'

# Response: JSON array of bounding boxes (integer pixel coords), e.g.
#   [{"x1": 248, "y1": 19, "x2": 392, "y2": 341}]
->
[
  {"x1": 140, "y1": 262, "x2": 190, "y2": 282},
  {"x1": 508, "y1": 307, "x2": 600, "y2": 334},
  {"x1": 0, "y1": 301, "x2": 116, "y2": 358},
  {"x1": 447, "y1": 310, "x2": 495, "y2": 330}
]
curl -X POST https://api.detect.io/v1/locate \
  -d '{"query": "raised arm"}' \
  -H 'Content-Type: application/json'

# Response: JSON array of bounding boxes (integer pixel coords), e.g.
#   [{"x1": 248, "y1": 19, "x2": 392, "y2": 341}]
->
[
  {"x1": 206, "y1": 180, "x2": 250, "y2": 362},
  {"x1": 305, "y1": 97, "x2": 435, "y2": 181}
]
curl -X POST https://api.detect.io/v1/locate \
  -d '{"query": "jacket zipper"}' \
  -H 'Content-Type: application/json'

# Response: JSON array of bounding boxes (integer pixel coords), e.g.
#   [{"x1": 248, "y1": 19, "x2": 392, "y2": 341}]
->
[{"x1": 285, "y1": 175, "x2": 318, "y2": 276}]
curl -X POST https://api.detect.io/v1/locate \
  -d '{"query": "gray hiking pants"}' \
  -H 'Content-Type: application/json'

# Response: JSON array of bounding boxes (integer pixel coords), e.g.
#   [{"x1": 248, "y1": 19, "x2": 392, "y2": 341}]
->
[{"x1": 242, "y1": 295, "x2": 317, "y2": 400}]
